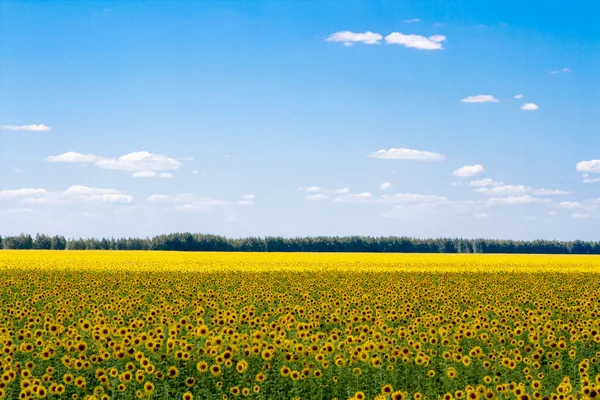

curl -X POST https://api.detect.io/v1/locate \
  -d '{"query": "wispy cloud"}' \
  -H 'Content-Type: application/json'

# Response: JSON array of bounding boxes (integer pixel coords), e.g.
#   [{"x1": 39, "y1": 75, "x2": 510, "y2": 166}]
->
[
  {"x1": 461, "y1": 95, "x2": 500, "y2": 103},
  {"x1": 326, "y1": 31, "x2": 383, "y2": 46},
  {"x1": 403, "y1": 18, "x2": 421, "y2": 23},
  {"x1": 0, "y1": 124, "x2": 51, "y2": 132},
  {"x1": 382, "y1": 193, "x2": 448, "y2": 204},
  {"x1": 306, "y1": 194, "x2": 329, "y2": 201},
  {"x1": 385, "y1": 33, "x2": 446, "y2": 50},
  {"x1": 0, "y1": 186, "x2": 133, "y2": 205},
  {"x1": 369, "y1": 148, "x2": 445, "y2": 161},
  {"x1": 333, "y1": 192, "x2": 374, "y2": 203},
  {"x1": 380, "y1": 182, "x2": 393, "y2": 190},
  {"x1": 487, "y1": 195, "x2": 550, "y2": 206},
  {"x1": 550, "y1": 67, "x2": 571, "y2": 74},
  {"x1": 514, "y1": 94, "x2": 523, "y2": 99}
]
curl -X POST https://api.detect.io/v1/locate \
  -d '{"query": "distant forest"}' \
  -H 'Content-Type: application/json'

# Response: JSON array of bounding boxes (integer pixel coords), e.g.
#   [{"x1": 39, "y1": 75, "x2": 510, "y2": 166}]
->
[{"x1": 1, "y1": 233, "x2": 600, "y2": 254}]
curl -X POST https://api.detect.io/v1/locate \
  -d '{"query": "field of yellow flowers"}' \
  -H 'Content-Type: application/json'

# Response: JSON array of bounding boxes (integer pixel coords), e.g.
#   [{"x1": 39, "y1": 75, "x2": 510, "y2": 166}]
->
[{"x1": 1, "y1": 251, "x2": 600, "y2": 400}]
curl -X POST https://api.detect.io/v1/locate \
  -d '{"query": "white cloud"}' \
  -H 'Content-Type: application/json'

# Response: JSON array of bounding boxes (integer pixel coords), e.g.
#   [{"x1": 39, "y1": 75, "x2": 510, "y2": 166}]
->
[
  {"x1": 0, "y1": 186, "x2": 133, "y2": 205},
  {"x1": 0, "y1": 188, "x2": 48, "y2": 199},
  {"x1": 47, "y1": 151, "x2": 182, "y2": 175},
  {"x1": 576, "y1": 160, "x2": 600, "y2": 173},
  {"x1": 191, "y1": 170, "x2": 205, "y2": 175},
  {"x1": 471, "y1": 181, "x2": 567, "y2": 197},
  {"x1": 132, "y1": 171, "x2": 157, "y2": 178},
  {"x1": 158, "y1": 173, "x2": 174, "y2": 179},
  {"x1": 572, "y1": 213, "x2": 590, "y2": 219},
  {"x1": 47, "y1": 152, "x2": 99, "y2": 163},
  {"x1": 146, "y1": 193, "x2": 196, "y2": 203},
  {"x1": 559, "y1": 201, "x2": 582, "y2": 210},
  {"x1": 550, "y1": 68, "x2": 571, "y2": 74},
  {"x1": 326, "y1": 31, "x2": 383, "y2": 46},
  {"x1": 453, "y1": 164, "x2": 485, "y2": 177},
  {"x1": 380, "y1": 182, "x2": 393, "y2": 190},
  {"x1": 487, "y1": 195, "x2": 549, "y2": 205},
  {"x1": 514, "y1": 94, "x2": 523, "y2": 99},
  {"x1": 297, "y1": 186, "x2": 323, "y2": 193},
  {"x1": 174, "y1": 198, "x2": 231, "y2": 212},
  {"x1": 306, "y1": 194, "x2": 329, "y2": 201},
  {"x1": 382, "y1": 193, "x2": 448, "y2": 204},
  {"x1": 520, "y1": 103, "x2": 539, "y2": 111},
  {"x1": 333, "y1": 188, "x2": 350, "y2": 194},
  {"x1": 470, "y1": 178, "x2": 501, "y2": 187},
  {"x1": 531, "y1": 188, "x2": 568, "y2": 195},
  {"x1": 583, "y1": 177, "x2": 600, "y2": 184},
  {"x1": 236, "y1": 200, "x2": 254, "y2": 206},
  {"x1": 369, "y1": 148, "x2": 445, "y2": 161},
  {"x1": 241, "y1": 194, "x2": 256, "y2": 200},
  {"x1": 403, "y1": 18, "x2": 421, "y2": 23},
  {"x1": 461, "y1": 95, "x2": 500, "y2": 103},
  {"x1": 0, "y1": 124, "x2": 51, "y2": 131},
  {"x1": 333, "y1": 192, "x2": 374, "y2": 203},
  {"x1": 484, "y1": 185, "x2": 531, "y2": 196},
  {"x1": 384, "y1": 32, "x2": 446, "y2": 50}
]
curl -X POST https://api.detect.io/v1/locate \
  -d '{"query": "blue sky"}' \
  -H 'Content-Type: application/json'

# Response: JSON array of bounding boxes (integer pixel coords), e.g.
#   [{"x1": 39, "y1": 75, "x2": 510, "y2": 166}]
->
[{"x1": 1, "y1": 1, "x2": 599, "y2": 240}]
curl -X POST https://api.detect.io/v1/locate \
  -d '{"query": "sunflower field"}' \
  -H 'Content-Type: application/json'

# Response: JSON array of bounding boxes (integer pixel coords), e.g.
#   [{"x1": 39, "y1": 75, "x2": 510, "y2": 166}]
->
[{"x1": 1, "y1": 251, "x2": 600, "y2": 400}]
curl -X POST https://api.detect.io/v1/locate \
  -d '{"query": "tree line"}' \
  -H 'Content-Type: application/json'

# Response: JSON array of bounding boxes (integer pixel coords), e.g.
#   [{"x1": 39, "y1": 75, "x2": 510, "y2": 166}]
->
[{"x1": 1, "y1": 233, "x2": 599, "y2": 254}]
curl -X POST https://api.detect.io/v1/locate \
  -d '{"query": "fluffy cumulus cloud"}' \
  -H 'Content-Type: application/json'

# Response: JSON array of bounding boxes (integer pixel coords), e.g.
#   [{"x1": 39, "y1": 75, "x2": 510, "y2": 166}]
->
[
  {"x1": 0, "y1": 124, "x2": 51, "y2": 131},
  {"x1": 326, "y1": 31, "x2": 446, "y2": 49},
  {"x1": 520, "y1": 103, "x2": 539, "y2": 111},
  {"x1": 453, "y1": 164, "x2": 485, "y2": 177},
  {"x1": 577, "y1": 160, "x2": 600, "y2": 174},
  {"x1": 47, "y1": 151, "x2": 182, "y2": 177},
  {"x1": 369, "y1": 148, "x2": 445, "y2": 161},
  {"x1": 326, "y1": 31, "x2": 383, "y2": 46},
  {"x1": 514, "y1": 94, "x2": 523, "y2": 99},
  {"x1": 461, "y1": 95, "x2": 500, "y2": 103},
  {"x1": 0, "y1": 186, "x2": 132, "y2": 205},
  {"x1": 385, "y1": 32, "x2": 446, "y2": 50}
]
